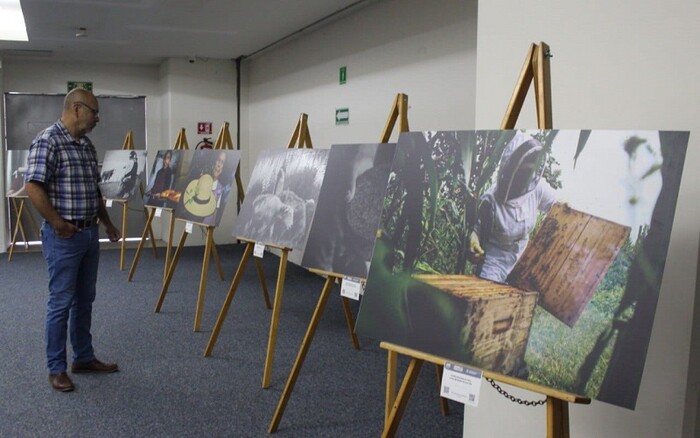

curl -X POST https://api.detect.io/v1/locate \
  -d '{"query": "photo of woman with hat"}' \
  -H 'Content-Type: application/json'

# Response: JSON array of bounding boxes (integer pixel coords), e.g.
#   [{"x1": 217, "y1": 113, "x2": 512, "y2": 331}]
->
[{"x1": 173, "y1": 149, "x2": 240, "y2": 226}]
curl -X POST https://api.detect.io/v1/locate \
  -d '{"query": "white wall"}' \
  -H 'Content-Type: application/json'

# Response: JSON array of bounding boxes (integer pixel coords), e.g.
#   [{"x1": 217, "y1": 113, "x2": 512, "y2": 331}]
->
[
  {"x1": 243, "y1": 0, "x2": 478, "y2": 184},
  {"x1": 472, "y1": 1, "x2": 700, "y2": 437}
]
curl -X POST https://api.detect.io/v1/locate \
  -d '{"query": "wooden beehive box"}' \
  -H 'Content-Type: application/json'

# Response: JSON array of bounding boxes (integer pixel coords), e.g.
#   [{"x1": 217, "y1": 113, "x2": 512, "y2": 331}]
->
[
  {"x1": 507, "y1": 203, "x2": 630, "y2": 327},
  {"x1": 409, "y1": 274, "x2": 538, "y2": 376}
]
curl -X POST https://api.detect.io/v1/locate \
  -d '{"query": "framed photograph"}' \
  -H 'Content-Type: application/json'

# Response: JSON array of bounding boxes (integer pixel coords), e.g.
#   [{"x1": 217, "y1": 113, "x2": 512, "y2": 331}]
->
[
  {"x1": 301, "y1": 143, "x2": 396, "y2": 278},
  {"x1": 5, "y1": 150, "x2": 29, "y2": 197},
  {"x1": 99, "y1": 149, "x2": 148, "y2": 200},
  {"x1": 173, "y1": 149, "x2": 241, "y2": 227},
  {"x1": 233, "y1": 148, "x2": 329, "y2": 261},
  {"x1": 143, "y1": 149, "x2": 187, "y2": 209},
  {"x1": 355, "y1": 129, "x2": 689, "y2": 409}
]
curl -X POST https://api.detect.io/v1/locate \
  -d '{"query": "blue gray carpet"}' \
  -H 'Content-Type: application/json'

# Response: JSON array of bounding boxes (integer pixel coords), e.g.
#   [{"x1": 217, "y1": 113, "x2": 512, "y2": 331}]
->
[{"x1": 0, "y1": 243, "x2": 464, "y2": 437}]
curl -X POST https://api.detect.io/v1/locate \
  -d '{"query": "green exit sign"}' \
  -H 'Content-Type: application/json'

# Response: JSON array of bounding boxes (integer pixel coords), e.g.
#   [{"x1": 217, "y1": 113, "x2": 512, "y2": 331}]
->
[
  {"x1": 68, "y1": 81, "x2": 93, "y2": 92},
  {"x1": 339, "y1": 66, "x2": 347, "y2": 85},
  {"x1": 335, "y1": 108, "x2": 349, "y2": 125}
]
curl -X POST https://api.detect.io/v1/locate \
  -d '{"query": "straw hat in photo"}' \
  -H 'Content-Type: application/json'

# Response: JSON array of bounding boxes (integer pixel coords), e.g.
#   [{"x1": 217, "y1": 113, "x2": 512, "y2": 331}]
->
[{"x1": 182, "y1": 174, "x2": 217, "y2": 217}]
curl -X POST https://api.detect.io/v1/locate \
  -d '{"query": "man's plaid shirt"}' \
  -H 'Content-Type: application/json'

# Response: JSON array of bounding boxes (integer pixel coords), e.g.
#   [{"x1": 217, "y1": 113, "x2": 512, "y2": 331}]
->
[{"x1": 25, "y1": 120, "x2": 101, "y2": 220}]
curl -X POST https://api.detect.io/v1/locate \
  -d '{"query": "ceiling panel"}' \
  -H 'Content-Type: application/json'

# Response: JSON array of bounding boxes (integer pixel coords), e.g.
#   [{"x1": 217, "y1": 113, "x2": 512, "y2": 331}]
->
[{"x1": 0, "y1": 0, "x2": 375, "y2": 65}]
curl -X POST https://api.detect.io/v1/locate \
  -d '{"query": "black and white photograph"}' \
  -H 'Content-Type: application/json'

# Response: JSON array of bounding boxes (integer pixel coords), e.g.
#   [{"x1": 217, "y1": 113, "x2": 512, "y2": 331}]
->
[
  {"x1": 5, "y1": 150, "x2": 29, "y2": 198},
  {"x1": 301, "y1": 143, "x2": 396, "y2": 278},
  {"x1": 173, "y1": 149, "x2": 241, "y2": 227},
  {"x1": 99, "y1": 149, "x2": 148, "y2": 200},
  {"x1": 233, "y1": 148, "x2": 329, "y2": 258},
  {"x1": 143, "y1": 149, "x2": 187, "y2": 209}
]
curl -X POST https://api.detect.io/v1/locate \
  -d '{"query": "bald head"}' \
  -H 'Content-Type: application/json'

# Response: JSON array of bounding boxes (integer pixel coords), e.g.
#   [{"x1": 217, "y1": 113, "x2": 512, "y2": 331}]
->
[
  {"x1": 61, "y1": 88, "x2": 99, "y2": 138},
  {"x1": 64, "y1": 88, "x2": 93, "y2": 110}
]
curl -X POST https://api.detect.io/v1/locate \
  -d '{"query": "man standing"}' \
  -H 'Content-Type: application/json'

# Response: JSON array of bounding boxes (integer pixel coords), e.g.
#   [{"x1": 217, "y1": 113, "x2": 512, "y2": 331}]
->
[{"x1": 24, "y1": 88, "x2": 121, "y2": 392}]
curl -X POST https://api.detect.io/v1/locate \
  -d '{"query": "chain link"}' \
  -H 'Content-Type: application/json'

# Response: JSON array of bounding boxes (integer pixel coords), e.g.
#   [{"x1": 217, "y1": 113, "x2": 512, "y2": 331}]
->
[{"x1": 485, "y1": 377, "x2": 547, "y2": 406}]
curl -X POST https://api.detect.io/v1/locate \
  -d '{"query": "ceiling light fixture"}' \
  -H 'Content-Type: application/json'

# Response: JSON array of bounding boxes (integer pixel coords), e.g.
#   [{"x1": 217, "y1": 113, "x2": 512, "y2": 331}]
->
[{"x1": 0, "y1": 0, "x2": 29, "y2": 41}]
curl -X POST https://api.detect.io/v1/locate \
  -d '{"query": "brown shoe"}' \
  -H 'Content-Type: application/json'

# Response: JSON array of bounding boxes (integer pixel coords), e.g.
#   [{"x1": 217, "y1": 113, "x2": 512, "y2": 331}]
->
[
  {"x1": 49, "y1": 372, "x2": 74, "y2": 392},
  {"x1": 71, "y1": 358, "x2": 119, "y2": 374}
]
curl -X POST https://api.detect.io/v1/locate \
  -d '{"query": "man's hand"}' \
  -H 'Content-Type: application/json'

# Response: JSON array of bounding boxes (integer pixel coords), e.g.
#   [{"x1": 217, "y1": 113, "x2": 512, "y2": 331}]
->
[
  {"x1": 53, "y1": 220, "x2": 79, "y2": 239},
  {"x1": 104, "y1": 223, "x2": 121, "y2": 242}
]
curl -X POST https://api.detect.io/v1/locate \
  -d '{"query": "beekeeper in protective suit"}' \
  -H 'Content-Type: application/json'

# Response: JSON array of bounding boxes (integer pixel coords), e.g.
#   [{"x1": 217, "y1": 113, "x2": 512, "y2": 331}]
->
[{"x1": 469, "y1": 132, "x2": 557, "y2": 282}]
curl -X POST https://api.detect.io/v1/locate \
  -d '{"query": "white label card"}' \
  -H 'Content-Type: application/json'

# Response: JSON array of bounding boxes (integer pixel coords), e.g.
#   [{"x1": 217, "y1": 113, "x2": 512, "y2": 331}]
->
[
  {"x1": 440, "y1": 362, "x2": 482, "y2": 407},
  {"x1": 106, "y1": 199, "x2": 113, "y2": 207},
  {"x1": 253, "y1": 242, "x2": 265, "y2": 258},
  {"x1": 185, "y1": 221, "x2": 193, "y2": 234},
  {"x1": 155, "y1": 208, "x2": 163, "y2": 217},
  {"x1": 340, "y1": 277, "x2": 364, "y2": 301}
]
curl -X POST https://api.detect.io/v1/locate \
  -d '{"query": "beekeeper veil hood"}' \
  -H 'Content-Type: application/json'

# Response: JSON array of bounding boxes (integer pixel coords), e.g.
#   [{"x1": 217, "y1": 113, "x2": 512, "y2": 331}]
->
[{"x1": 495, "y1": 132, "x2": 546, "y2": 203}]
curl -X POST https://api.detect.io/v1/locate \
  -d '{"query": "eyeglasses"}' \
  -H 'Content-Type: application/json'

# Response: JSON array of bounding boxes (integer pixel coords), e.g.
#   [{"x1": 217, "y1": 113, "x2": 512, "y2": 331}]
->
[{"x1": 76, "y1": 101, "x2": 99, "y2": 116}]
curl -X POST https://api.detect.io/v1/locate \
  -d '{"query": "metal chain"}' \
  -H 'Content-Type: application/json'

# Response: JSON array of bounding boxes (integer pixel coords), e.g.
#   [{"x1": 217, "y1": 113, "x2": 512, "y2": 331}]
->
[{"x1": 485, "y1": 377, "x2": 547, "y2": 406}]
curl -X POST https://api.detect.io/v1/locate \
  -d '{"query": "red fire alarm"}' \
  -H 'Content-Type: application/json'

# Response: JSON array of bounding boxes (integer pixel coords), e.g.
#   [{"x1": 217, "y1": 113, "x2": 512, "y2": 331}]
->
[{"x1": 197, "y1": 122, "x2": 212, "y2": 135}]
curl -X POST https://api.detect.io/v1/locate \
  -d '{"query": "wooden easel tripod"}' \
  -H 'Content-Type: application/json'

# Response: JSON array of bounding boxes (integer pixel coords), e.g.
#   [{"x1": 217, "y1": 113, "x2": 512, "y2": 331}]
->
[
  {"x1": 204, "y1": 113, "x2": 320, "y2": 390},
  {"x1": 104, "y1": 131, "x2": 156, "y2": 270},
  {"x1": 268, "y1": 93, "x2": 412, "y2": 433},
  {"x1": 153, "y1": 123, "x2": 257, "y2": 332},
  {"x1": 7, "y1": 195, "x2": 40, "y2": 261},
  {"x1": 380, "y1": 43, "x2": 590, "y2": 438},
  {"x1": 127, "y1": 127, "x2": 189, "y2": 282}
]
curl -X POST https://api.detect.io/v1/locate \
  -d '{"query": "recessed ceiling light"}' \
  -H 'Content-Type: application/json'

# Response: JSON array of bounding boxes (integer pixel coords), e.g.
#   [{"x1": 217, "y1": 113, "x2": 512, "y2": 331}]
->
[{"x1": 0, "y1": 0, "x2": 28, "y2": 41}]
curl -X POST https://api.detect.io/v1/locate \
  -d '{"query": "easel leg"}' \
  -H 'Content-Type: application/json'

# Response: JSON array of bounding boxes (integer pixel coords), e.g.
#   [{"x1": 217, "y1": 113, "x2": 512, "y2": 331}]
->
[
  {"x1": 262, "y1": 248, "x2": 289, "y2": 389},
  {"x1": 382, "y1": 357, "x2": 424, "y2": 438},
  {"x1": 385, "y1": 349, "x2": 397, "y2": 424},
  {"x1": 435, "y1": 364, "x2": 449, "y2": 416},
  {"x1": 8, "y1": 198, "x2": 25, "y2": 261},
  {"x1": 128, "y1": 207, "x2": 156, "y2": 282},
  {"x1": 120, "y1": 201, "x2": 128, "y2": 271},
  {"x1": 194, "y1": 227, "x2": 214, "y2": 332},
  {"x1": 16, "y1": 199, "x2": 30, "y2": 250},
  {"x1": 164, "y1": 212, "x2": 176, "y2": 283},
  {"x1": 204, "y1": 242, "x2": 254, "y2": 356},
  {"x1": 340, "y1": 296, "x2": 360, "y2": 350},
  {"x1": 210, "y1": 241, "x2": 225, "y2": 280},
  {"x1": 254, "y1": 257, "x2": 272, "y2": 309},
  {"x1": 155, "y1": 229, "x2": 188, "y2": 313},
  {"x1": 546, "y1": 396, "x2": 570, "y2": 438},
  {"x1": 268, "y1": 275, "x2": 335, "y2": 433},
  {"x1": 145, "y1": 208, "x2": 159, "y2": 258}
]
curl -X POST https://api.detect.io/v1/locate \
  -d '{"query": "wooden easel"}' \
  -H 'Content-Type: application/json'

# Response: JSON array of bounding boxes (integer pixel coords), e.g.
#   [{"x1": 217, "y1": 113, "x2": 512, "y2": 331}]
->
[
  {"x1": 154, "y1": 217, "x2": 228, "y2": 331},
  {"x1": 204, "y1": 113, "x2": 315, "y2": 390},
  {"x1": 128, "y1": 128, "x2": 189, "y2": 282},
  {"x1": 380, "y1": 42, "x2": 590, "y2": 438},
  {"x1": 7, "y1": 195, "x2": 40, "y2": 260},
  {"x1": 105, "y1": 131, "x2": 156, "y2": 270},
  {"x1": 380, "y1": 342, "x2": 589, "y2": 438},
  {"x1": 214, "y1": 122, "x2": 246, "y2": 205},
  {"x1": 268, "y1": 94, "x2": 411, "y2": 432},
  {"x1": 153, "y1": 124, "x2": 251, "y2": 331},
  {"x1": 286, "y1": 113, "x2": 313, "y2": 149}
]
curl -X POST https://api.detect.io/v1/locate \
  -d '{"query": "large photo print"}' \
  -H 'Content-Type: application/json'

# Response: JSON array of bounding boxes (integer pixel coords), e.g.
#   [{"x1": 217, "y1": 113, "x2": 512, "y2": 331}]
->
[
  {"x1": 301, "y1": 143, "x2": 396, "y2": 278},
  {"x1": 233, "y1": 148, "x2": 328, "y2": 264},
  {"x1": 173, "y1": 149, "x2": 241, "y2": 227},
  {"x1": 143, "y1": 149, "x2": 186, "y2": 209},
  {"x1": 354, "y1": 129, "x2": 688, "y2": 409},
  {"x1": 99, "y1": 149, "x2": 148, "y2": 200}
]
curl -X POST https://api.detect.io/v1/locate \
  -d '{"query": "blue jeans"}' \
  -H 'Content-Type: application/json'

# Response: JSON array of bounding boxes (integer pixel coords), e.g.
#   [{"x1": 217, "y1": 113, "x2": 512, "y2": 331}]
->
[{"x1": 41, "y1": 222, "x2": 100, "y2": 374}]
